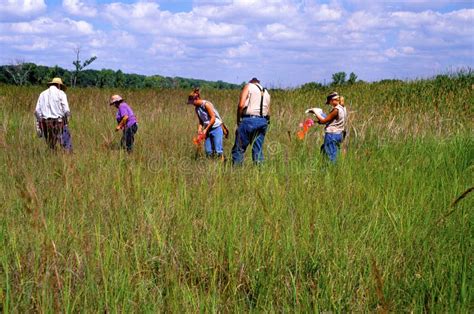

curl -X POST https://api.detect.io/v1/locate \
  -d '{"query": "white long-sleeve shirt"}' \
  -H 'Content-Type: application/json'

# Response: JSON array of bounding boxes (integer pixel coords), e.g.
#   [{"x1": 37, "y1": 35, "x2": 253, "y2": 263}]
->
[{"x1": 35, "y1": 85, "x2": 70, "y2": 119}]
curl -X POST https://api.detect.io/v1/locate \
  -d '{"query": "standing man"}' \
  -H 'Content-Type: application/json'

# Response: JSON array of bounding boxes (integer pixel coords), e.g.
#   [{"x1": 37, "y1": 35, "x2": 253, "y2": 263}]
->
[
  {"x1": 35, "y1": 77, "x2": 73, "y2": 152},
  {"x1": 231, "y1": 77, "x2": 271, "y2": 165}
]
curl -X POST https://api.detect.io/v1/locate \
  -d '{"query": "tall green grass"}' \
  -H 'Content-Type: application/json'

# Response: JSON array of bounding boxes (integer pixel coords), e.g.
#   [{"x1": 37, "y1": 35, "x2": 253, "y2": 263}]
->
[{"x1": 0, "y1": 74, "x2": 472, "y2": 311}]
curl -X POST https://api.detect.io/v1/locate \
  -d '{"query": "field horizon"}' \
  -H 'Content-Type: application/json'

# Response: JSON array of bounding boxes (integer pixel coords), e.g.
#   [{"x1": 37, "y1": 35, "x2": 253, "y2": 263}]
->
[{"x1": 0, "y1": 72, "x2": 472, "y2": 312}]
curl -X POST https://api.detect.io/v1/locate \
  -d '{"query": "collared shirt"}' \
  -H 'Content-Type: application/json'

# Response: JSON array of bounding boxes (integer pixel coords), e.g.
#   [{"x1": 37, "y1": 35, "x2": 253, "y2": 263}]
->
[
  {"x1": 35, "y1": 85, "x2": 70, "y2": 119},
  {"x1": 116, "y1": 102, "x2": 137, "y2": 128}
]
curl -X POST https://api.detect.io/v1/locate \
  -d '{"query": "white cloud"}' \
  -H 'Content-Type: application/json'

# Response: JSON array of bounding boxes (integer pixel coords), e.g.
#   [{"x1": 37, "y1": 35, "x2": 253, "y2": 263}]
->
[
  {"x1": 384, "y1": 46, "x2": 416, "y2": 58},
  {"x1": 393, "y1": 9, "x2": 474, "y2": 48},
  {"x1": 305, "y1": 3, "x2": 343, "y2": 22},
  {"x1": 13, "y1": 37, "x2": 49, "y2": 50},
  {"x1": 401, "y1": 46, "x2": 415, "y2": 54},
  {"x1": 0, "y1": 0, "x2": 46, "y2": 20},
  {"x1": 384, "y1": 48, "x2": 400, "y2": 58},
  {"x1": 103, "y1": 1, "x2": 245, "y2": 40},
  {"x1": 0, "y1": 0, "x2": 472, "y2": 85},
  {"x1": 344, "y1": 0, "x2": 471, "y2": 12},
  {"x1": 147, "y1": 37, "x2": 187, "y2": 57},
  {"x1": 226, "y1": 41, "x2": 252, "y2": 58},
  {"x1": 3, "y1": 17, "x2": 94, "y2": 35},
  {"x1": 258, "y1": 23, "x2": 304, "y2": 41},
  {"x1": 346, "y1": 11, "x2": 391, "y2": 31},
  {"x1": 193, "y1": 0, "x2": 299, "y2": 22},
  {"x1": 62, "y1": 0, "x2": 97, "y2": 18}
]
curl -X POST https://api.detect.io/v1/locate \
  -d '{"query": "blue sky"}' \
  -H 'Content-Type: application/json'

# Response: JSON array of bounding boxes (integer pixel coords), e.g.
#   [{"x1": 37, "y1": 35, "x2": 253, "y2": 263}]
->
[{"x1": 0, "y1": 0, "x2": 473, "y2": 87}]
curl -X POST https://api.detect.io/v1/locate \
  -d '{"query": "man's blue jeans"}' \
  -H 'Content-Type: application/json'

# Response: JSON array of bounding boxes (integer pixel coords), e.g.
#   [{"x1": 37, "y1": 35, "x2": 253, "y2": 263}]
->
[
  {"x1": 321, "y1": 132, "x2": 343, "y2": 162},
  {"x1": 232, "y1": 116, "x2": 268, "y2": 165},
  {"x1": 205, "y1": 126, "x2": 224, "y2": 157}
]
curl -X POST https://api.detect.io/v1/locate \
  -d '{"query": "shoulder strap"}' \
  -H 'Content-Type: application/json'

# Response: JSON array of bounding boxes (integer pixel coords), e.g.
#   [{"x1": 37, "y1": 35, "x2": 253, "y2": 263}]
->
[{"x1": 252, "y1": 83, "x2": 266, "y2": 117}]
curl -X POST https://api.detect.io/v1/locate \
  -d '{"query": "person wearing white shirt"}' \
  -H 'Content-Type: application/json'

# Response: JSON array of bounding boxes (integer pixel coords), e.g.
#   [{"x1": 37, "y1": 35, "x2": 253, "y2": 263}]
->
[
  {"x1": 35, "y1": 77, "x2": 73, "y2": 151},
  {"x1": 231, "y1": 77, "x2": 271, "y2": 165}
]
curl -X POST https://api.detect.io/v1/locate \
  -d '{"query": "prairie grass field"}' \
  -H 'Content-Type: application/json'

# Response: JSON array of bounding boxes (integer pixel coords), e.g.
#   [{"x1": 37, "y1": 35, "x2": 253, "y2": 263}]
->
[{"x1": 0, "y1": 73, "x2": 473, "y2": 312}]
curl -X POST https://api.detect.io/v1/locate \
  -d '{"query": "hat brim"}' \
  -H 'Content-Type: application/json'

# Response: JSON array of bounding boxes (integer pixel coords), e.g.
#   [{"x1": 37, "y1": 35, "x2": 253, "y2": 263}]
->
[
  {"x1": 326, "y1": 96, "x2": 339, "y2": 104},
  {"x1": 110, "y1": 99, "x2": 123, "y2": 105},
  {"x1": 48, "y1": 82, "x2": 67, "y2": 91}
]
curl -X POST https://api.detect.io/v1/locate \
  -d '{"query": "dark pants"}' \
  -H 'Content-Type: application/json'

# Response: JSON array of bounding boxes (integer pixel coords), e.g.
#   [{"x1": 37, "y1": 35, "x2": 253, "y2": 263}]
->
[
  {"x1": 121, "y1": 123, "x2": 138, "y2": 152},
  {"x1": 40, "y1": 119, "x2": 72, "y2": 151}
]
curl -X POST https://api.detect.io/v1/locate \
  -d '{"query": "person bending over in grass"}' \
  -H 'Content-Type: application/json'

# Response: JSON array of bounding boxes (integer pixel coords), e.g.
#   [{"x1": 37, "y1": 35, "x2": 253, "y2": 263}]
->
[
  {"x1": 34, "y1": 77, "x2": 73, "y2": 152},
  {"x1": 187, "y1": 89, "x2": 227, "y2": 160},
  {"x1": 313, "y1": 92, "x2": 347, "y2": 163},
  {"x1": 109, "y1": 95, "x2": 138, "y2": 152}
]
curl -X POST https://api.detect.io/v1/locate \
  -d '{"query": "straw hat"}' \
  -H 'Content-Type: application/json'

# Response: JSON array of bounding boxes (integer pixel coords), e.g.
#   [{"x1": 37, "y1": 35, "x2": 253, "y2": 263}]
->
[
  {"x1": 109, "y1": 94, "x2": 123, "y2": 105},
  {"x1": 47, "y1": 77, "x2": 66, "y2": 90}
]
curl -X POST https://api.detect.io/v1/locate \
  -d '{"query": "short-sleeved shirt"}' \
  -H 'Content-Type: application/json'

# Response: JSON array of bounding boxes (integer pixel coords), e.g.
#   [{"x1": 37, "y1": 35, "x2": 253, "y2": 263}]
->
[
  {"x1": 195, "y1": 100, "x2": 222, "y2": 128},
  {"x1": 116, "y1": 102, "x2": 137, "y2": 128}
]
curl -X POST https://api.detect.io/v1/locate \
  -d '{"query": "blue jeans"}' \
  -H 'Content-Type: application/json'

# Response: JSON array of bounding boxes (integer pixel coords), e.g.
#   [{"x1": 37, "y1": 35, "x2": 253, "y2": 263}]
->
[
  {"x1": 232, "y1": 116, "x2": 268, "y2": 165},
  {"x1": 205, "y1": 126, "x2": 224, "y2": 157},
  {"x1": 60, "y1": 125, "x2": 73, "y2": 152},
  {"x1": 321, "y1": 132, "x2": 343, "y2": 162}
]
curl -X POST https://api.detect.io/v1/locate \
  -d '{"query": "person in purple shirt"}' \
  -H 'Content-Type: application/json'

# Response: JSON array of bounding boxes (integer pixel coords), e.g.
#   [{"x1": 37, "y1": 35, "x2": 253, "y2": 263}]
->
[{"x1": 109, "y1": 94, "x2": 138, "y2": 152}]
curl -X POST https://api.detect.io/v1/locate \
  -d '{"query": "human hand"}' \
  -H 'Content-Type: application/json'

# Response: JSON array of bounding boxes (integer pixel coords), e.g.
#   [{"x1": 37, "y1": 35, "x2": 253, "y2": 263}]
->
[{"x1": 305, "y1": 107, "x2": 323, "y2": 116}]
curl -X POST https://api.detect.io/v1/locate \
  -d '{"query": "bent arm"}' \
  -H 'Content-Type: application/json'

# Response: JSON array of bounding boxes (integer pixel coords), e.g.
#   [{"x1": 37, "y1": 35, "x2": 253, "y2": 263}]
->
[
  {"x1": 317, "y1": 108, "x2": 338, "y2": 124},
  {"x1": 117, "y1": 115, "x2": 129, "y2": 129}
]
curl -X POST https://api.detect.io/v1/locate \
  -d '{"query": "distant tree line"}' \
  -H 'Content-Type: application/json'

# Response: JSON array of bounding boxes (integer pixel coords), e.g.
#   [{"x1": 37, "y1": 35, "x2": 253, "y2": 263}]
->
[
  {"x1": 0, "y1": 62, "x2": 242, "y2": 90},
  {"x1": 300, "y1": 71, "x2": 360, "y2": 91},
  {"x1": 2, "y1": 63, "x2": 471, "y2": 91}
]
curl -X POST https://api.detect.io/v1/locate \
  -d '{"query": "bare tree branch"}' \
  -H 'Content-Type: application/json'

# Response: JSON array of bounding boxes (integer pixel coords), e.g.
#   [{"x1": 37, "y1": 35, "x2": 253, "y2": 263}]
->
[
  {"x1": 5, "y1": 59, "x2": 31, "y2": 86},
  {"x1": 72, "y1": 47, "x2": 96, "y2": 87}
]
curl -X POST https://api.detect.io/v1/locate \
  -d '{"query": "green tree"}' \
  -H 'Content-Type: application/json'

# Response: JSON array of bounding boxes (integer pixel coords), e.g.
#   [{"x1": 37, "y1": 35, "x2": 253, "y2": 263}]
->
[
  {"x1": 300, "y1": 82, "x2": 323, "y2": 90},
  {"x1": 115, "y1": 70, "x2": 125, "y2": 88},
  {"x1": 78, "y1": 69, "x2": 97, "y2": 87},
  {"x1": 29, "y1": 64, "x2": 49, "y2": 84},
  {"x1": 125, "y1": 74, "x2": 146, "y2": 88},
  {"x1": 96, "y1": 69, "x2": 116, "y2": 88},
  {"x1": 331, "y1": 72, "x2": 346, "y2": 85},
  {"x1": 348, "y1": 72, "x2": 358, "y2": 85}
]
